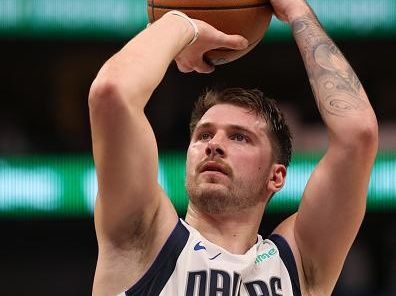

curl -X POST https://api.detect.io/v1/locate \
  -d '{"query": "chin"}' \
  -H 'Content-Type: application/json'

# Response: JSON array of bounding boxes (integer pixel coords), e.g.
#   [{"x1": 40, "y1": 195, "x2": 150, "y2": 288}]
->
[
  {"x1": 199, "y1": 172, "x2": 228, "y2": 183},
  {"x1": 193, "y1": 183, "x2": 228, "y2": 198},
  {"x1": 187, "y1": 183, "x2": 233, "y2": 214}
]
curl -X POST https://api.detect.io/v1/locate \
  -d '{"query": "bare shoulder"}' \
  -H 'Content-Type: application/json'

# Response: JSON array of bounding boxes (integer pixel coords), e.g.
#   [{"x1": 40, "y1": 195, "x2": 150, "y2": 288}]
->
[{"x1": 93, "y1": 191, "x2": 179, "y2": 296}]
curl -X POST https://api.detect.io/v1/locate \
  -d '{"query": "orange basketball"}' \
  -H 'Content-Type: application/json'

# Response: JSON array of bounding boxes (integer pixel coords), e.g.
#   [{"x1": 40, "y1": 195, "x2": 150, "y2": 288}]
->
[{"x1": 147, "y1": 0, "x2": 273, "y2": 65}]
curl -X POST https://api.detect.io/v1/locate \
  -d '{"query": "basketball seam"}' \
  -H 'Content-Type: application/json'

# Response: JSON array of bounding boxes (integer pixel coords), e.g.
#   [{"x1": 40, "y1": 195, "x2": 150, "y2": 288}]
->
[{"x1": 147, "y1": 3, "x2": 271, "y2": 10}]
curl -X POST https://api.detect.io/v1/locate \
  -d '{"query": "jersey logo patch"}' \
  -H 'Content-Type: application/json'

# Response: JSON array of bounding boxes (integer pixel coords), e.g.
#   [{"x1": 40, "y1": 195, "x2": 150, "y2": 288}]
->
[
  {"x1": 194, "y1": 241, "x2": 222, "y2": 260},
  {"x1": 208, "y1": 253, "x2": 222, "y2": 260},
  {"x1": 194, "y1": 241, "x2": 206, "y2": 251}
]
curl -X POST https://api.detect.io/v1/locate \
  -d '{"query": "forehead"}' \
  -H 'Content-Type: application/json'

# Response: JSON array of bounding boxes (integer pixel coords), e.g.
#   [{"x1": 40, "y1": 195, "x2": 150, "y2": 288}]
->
[{"x1": 197, "y1": 104, "x2": 267, "y2": 134}]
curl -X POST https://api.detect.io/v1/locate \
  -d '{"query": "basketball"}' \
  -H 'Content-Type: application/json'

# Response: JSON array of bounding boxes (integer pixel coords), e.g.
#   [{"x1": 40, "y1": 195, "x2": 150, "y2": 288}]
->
[{"x1": 147, "y1": 0, "x2": 273, "y2": 65}]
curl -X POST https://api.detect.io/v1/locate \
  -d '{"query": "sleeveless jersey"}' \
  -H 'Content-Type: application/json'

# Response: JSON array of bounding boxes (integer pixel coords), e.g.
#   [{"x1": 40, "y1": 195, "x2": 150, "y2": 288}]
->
[{"x1": 120, "y1": 219, "x2": 301, "y2": 296}]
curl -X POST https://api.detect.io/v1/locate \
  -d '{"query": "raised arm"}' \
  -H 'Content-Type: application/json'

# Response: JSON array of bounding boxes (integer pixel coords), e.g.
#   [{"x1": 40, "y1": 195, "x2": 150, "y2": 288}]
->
[
  {"x1": 89, "y1": 13, "x2": 193, "y2": 248},
  {"x1": 271, "y1": 1, "x2": 378, "y2": 294},
  {"x1": 89, "y1": 12, "x2": 248, "y2": 295}
]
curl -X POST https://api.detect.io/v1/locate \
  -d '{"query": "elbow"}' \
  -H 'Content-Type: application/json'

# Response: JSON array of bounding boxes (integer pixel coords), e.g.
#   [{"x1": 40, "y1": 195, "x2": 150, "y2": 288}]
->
[
  {"x1": 337, "y1": 115, "x2": 379, "y2": 158},
  {"x1": 88, "y1": 74, "x2": 123, "y2": 111},
  {"x1": 88, "y1": 74, "x2": 146, "y2": 127},
  {"x1": 329, "y1": 109, "x2": 379, "y2": 157},
  {"x1": 88, "y1": 62, "x2": 147, "y2": 112},
  {"x1": 356, "y1": 114, "x2": 378, "y2": 152}
]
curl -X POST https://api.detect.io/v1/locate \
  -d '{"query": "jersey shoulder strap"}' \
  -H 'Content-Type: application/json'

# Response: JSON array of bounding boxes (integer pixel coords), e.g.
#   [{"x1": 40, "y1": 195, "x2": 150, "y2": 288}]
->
[
  {"x1": 268, "y1": 234, "x2": 301, "y2": 296},
  {"x1": 125, "y1": 219, "x2": 189, "y2": 296}
]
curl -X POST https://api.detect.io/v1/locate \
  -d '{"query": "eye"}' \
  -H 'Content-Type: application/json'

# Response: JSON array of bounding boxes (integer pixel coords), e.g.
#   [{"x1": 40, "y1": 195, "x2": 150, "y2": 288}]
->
[
  {"x1": 230, "y1": 133, "x2": 249, "y2": 143},
  {"x1": 199, "y1": 132, "x2": 213, "y2": 142}
]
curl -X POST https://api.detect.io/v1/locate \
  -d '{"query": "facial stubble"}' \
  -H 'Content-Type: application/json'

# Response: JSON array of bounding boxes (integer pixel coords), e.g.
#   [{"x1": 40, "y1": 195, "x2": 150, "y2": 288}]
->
[{"x1": 186, "y1": 171, "x2": 267, "y2": 215}]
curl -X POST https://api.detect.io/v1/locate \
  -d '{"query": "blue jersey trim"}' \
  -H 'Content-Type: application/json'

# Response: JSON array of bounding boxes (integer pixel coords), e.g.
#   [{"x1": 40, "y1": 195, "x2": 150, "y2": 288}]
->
[
  {"x1": 125, "y1": 220, "x2": 190, "y2": 296},
  {"x1": 269, "y1": 234, "x2": 302, "y2": 296}
]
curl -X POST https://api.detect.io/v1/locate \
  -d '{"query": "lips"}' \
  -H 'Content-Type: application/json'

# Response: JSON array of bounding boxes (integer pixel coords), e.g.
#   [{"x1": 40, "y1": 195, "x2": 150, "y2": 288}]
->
[{"x1": 199, "y1": 161, "x2": 229, "y2": 176}]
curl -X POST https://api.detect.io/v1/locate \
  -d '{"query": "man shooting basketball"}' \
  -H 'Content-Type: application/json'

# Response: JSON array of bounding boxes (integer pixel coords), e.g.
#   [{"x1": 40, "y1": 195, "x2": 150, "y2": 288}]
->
[{"x1": 89, "y1": 0, "x2": 378, "y2": 295}]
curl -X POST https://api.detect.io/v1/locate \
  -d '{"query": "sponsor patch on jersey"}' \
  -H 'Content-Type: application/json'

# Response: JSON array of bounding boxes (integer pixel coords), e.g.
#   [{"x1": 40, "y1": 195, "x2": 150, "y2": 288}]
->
[{"x1": 255, "y1": 247, "x2": 277, "y2": 265}]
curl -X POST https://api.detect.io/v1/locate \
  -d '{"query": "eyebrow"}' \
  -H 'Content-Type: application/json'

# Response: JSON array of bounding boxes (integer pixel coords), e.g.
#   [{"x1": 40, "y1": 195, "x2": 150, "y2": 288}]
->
[{"x1": 194, "y1": 122, "x2": 260, "y2": 139}]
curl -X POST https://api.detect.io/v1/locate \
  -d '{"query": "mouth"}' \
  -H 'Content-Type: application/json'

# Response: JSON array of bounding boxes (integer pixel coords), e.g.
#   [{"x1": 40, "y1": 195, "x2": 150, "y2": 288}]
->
[{"x1": 199, "y1": 161, "x2": 229, "y2": 176}]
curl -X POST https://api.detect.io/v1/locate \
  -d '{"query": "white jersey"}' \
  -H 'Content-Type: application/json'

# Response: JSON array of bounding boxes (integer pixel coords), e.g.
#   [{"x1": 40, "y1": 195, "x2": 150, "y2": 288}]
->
[{"x1": 121, "y1": 219, "x2": 301, "y2": 296}]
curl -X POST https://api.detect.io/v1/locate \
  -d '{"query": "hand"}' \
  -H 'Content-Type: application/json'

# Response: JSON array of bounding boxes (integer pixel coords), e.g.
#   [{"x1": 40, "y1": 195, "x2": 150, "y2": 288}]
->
[
  {"x1": 175, "y1": 19, "x2": 248, "y2": 74},
  {"x1": 269, "y1": 0, "x2": 310, "y2": 23}
]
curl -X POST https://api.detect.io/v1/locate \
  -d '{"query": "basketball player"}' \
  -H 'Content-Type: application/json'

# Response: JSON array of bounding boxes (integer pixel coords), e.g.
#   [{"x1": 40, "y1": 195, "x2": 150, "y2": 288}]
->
[{"x1": 89, "y1": 0, "x2": 378, "y2": 295}]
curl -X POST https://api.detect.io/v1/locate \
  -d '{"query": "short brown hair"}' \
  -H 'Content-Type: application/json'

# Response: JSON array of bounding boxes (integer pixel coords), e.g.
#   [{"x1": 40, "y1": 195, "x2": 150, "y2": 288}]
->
[{"x1": 189, "y1": 87, "x2": 292, "y2": 167}]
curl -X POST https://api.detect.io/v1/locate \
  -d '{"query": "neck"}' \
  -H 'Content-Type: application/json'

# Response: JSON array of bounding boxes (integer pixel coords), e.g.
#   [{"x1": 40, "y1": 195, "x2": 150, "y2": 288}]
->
[{"x1": 185, "y1": 203, "x2": 265, "y2": 254}]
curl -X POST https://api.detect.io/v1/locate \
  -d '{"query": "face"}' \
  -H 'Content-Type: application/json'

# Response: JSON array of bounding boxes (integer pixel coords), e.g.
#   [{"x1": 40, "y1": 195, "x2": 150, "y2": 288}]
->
[{"x1": 186, "y1": 104, "x2": 276, "y2": 214}]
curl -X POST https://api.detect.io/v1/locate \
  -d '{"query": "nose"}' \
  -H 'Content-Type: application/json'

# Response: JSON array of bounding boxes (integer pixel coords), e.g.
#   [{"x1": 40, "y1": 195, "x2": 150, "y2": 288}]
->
[{"x1": 205, "y1": 141, "x2": 225, "y2": 158}]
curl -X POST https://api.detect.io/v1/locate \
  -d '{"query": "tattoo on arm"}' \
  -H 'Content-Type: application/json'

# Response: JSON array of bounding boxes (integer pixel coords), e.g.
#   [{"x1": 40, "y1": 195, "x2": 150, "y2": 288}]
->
[{"x1": 292, "y1": 14, "x2": 368, "y2": 117}]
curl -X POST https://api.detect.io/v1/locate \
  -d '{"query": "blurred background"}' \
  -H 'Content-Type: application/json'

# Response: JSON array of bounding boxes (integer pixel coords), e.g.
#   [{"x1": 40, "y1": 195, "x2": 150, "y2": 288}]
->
[{"x1": 0, "y1": 0, "x2": 395, "y2": 295}]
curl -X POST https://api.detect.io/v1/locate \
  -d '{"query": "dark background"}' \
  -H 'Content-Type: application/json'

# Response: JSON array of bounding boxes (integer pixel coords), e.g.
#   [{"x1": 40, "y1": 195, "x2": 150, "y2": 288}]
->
[
  {"x1": 1, "y1": 39, "x2": 396, "y2": 153},
  {"x1": 0, "y1": 36, "x2": 395, "y2": 295}
]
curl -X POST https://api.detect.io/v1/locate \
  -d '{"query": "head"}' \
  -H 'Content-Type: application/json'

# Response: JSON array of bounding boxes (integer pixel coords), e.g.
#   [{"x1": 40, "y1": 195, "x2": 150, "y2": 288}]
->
[{"x1": 185, "y1": 88, "x2": 292, "y2": 215}]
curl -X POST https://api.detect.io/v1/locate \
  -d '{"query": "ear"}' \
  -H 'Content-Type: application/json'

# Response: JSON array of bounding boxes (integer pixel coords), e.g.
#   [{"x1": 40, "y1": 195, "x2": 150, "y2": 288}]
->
[{"x1": 267, "y1": 164, "x2": 286, "y2": 194}]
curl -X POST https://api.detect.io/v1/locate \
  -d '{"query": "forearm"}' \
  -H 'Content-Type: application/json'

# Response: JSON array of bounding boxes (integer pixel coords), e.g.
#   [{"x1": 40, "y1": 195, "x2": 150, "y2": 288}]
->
[
  {"x1": 291, "y1": 8, "x2": 377, "y2": 145},
  {"x1": 90, "y1": 13, "x2": 194, "y2": 109}
]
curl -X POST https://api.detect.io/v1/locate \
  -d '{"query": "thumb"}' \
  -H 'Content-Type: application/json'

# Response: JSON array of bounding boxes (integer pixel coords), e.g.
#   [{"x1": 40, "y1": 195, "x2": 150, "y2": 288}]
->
[{"x1": 218, "y1": 34, "x2": 249, "y2": 50}]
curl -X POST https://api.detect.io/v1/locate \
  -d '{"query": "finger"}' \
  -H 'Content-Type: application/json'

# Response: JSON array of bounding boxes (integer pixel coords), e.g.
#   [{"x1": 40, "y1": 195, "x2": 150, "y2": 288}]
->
[
  {"x1": 175, "y1": 58, "x2": 194, "y2": 73},
  {"x1": 179, "y1": 66, "x2": 194, "y2": 73},
  {"x1": 216, "y1": 33, "x2": 249, "y2": 50},
  {"x1": 193, "y1": 57, "x2": 215, "y2": 74},
  {"x1": 176, "y1": 62, "x2": 193, "y2": 73}
]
